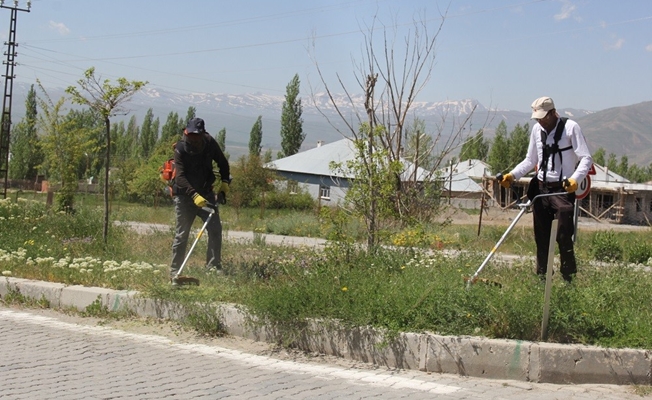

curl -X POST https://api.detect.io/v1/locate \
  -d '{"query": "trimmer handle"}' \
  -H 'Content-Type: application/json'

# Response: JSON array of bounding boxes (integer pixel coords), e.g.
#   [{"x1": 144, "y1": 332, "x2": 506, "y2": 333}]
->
[
  {"x1": 202, "y1": 203, "x2": 218, "y2": 213},
  {"x1": 217, "y1": 191, "x2": 226, "y2": 205}
]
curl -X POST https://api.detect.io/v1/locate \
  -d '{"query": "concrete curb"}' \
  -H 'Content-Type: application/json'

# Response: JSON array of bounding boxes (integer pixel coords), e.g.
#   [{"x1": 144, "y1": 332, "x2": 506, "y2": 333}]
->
[{"x1": 1, "y1": 277, "x2": 650, "y2": 385}]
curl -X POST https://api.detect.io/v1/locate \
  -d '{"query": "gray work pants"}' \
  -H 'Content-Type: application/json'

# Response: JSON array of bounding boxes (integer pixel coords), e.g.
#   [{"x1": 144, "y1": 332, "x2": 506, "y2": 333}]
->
[{"x1": 170, "y1": 195, "x2": 222, "y2": 278}]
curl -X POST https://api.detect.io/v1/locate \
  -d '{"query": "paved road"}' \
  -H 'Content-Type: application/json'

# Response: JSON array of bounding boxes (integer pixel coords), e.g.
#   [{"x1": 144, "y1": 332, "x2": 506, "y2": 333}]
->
[{"x1": 1, "y1": 306, "x2": 642, "y2": 400}]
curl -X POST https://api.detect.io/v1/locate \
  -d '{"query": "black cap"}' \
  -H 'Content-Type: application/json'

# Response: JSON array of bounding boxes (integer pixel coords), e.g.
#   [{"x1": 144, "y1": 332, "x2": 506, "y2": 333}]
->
[{"x1": 185, "y1": 118, "x2": 206, "y2": 134}]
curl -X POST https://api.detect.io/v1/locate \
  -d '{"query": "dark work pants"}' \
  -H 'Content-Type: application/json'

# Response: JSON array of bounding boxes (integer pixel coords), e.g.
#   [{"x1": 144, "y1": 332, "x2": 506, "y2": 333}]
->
[
  {"x1": 170, "y1": 194, "x2": 222, "y2": 278},
  {"x1": 533, "y1": 184, "x2": 577, "y2": 280}
]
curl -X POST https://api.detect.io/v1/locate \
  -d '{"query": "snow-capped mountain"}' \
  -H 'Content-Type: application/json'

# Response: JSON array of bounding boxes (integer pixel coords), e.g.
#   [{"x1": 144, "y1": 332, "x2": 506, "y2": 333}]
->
[{"x1": 10, "y1": 83, "x2": 601, "y2": 158}]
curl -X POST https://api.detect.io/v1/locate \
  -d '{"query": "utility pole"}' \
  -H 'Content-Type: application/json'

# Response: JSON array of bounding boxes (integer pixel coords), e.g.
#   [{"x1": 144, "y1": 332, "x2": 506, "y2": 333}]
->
[{"x1": 0, "y1": 0, "x2": 31, "y2": 199}]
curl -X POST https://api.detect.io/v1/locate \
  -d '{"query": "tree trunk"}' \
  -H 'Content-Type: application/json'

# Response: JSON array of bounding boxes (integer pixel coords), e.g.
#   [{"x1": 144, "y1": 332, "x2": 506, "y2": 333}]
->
[
  {"x1": 103, "y1": 117, "x2": 110, "y2": 244},
  {"x1": 364, "y1": 74, "x2": 378, "y2": 250}
]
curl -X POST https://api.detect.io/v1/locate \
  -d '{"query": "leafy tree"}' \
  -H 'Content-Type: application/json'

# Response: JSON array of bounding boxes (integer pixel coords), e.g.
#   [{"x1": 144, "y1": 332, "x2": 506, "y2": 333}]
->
[
  {"x1": 140, "y1": 108, "x2": 156, "y2": 158},
  {"x1": 329, "y1": 130, "x2": 405, "y2": 237},
  {"x1": 151, "y1": 117, "x2": 160, "y2": 144},
  {"x1": 184, "y1": 106, "x2": 196, "y2": 126},
  {"x1": 279, "y1": 73, "x2": 304, "y2": 157},
  {"x1": 66, "y1": 67, "x2": 146, "y2": 243},
  {"x1": 592, "y1": 147, "x2": 606, "y2": 166},
  {"x1": 262, "y1": 148, "x2": 273, "y2": 163},
  {"x1": 127, "y1": 157, "x2": 167, "y2": 205},
  {"x1": 487, "y1": 121, "x2": 511, "y2": 174},
  {"x1": 606, "y1": 153, "x2": 618, "y2": 173},
  {"x1": 9, "y1": 122, "x2": 30, "y2": 180},
  {"x1": 160, "y1": 111, "x2": 183, "y2": 143},
  {"x1": 616, "y1": 155, "x2": 628, "y2": 177},
  {"x1": 9, "y1": 85, "x2": 42, "y2": 181},
  {"x1": 36, "y1": 84, "x2": 94, "y2": 212},
  {"x1": 215, "y1": 127, "x2": 229, "y2": 160},
  {"x1": 125, "y1": 115, "x2": 140, "y2": 158},
  {"x1": 459, "y1": 129, "x2": 489, "y2": 162},
  {"x1": 128, "y1": 129, "x2": 180, "y2": 206},
  {"x1": 403, "y1": 118, "x2": 437, "y2": 171},
  {"x1": 249, "y1": 116, "x2": 262, "y2": 156},
  {"x1": 626, "y1": 164, "x2": 645, "y2": 183},
  {"x1": 228, "y1": 154, "x2": 275, "y2": 211},
  {"x1": 507, "y1": 123, "x2": 529, "y2": 165},
  {"x1": 111, "y1": 121, "x2": 127, "y2": 162},
  {"x1": 216, "y1": 127, "x2": 226, "y2": 151}
]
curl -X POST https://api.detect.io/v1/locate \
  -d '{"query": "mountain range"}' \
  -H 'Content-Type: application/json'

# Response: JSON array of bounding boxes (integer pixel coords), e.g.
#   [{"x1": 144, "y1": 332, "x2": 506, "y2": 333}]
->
[{"x1": 10, "y1": 83, "x2": 652, "y2": 166}]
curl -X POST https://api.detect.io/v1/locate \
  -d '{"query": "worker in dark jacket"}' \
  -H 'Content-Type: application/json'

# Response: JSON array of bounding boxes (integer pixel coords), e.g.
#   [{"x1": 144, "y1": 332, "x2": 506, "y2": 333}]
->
[{"x1": 170, "y1": 117, "x2": 230, "y2": 286}]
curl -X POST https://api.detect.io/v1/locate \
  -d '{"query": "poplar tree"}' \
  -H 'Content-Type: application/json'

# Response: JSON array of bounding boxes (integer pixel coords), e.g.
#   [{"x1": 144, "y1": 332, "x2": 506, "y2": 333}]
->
[
  {"x1": 404, "y1": 118, "x2": 437, "y2": 171},
  {"x1": 126, "y1": 115, "x2": 140, "y2": 158},
  {"x1": 607, "y1": 153, "x2": 618, "y2": 172},
  {"x1": 216, "y1": 127, "x2": 226, "y2": 151},
  {"x1": 160, "y1": 112, "x2": 183, "y2": 143},
  {"x1": 111, "y1": 121, "x2": 127, "y2": 161},
  {"x1": 216, "y1": 127, "x2": 229, "y2": 159},
  {"x1": 592, "y1": 148, "x2": 606, "y2": 166},
  {"x1": 140, "y1": 108, "x2": 156, "y2": 158},
  {"x1": 507, "y1": 123, "x2": 529, "y2": 165},
  {"x1": 459, "y1": 130, "x2": 489, "y2": 162},
  {"x1": 279, "y1": 73, "x2": 304, "y2": 157},
  {"x1": 184, "y1": 106, "x2": 196, "y2": 126},
  {"x1": 9, "y1": 85, "x2": 41, "y2": 180},
  {"x1": 487, "y1": 121, "x2": 510, "y2": 174},
  {"x1": 249, "y1": 116, "x2": 262, "y2": 156}
]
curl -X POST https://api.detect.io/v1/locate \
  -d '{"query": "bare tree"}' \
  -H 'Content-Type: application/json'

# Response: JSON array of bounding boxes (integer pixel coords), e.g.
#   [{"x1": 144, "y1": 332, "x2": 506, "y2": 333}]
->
[{"x1": 311, "y1": 10, "x2": 479, "y2": 248}]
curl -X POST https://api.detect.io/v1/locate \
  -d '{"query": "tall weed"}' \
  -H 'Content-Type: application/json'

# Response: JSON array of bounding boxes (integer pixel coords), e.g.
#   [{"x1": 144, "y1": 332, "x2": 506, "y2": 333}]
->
[{"x1": 3, "y1": 194, "x2": 652, "y2": 348}]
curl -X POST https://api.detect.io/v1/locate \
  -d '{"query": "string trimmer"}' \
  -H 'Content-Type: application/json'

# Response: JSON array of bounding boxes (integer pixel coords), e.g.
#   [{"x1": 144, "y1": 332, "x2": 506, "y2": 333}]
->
[{"x1": 466, "y1": 174, "x2": 570, "y2": 289}]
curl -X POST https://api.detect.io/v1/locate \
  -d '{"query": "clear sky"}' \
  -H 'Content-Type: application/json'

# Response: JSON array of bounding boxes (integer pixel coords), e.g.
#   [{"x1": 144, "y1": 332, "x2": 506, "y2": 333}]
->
[{"x1": 3, "y1": 0, "x2": 651, "y2": 112}]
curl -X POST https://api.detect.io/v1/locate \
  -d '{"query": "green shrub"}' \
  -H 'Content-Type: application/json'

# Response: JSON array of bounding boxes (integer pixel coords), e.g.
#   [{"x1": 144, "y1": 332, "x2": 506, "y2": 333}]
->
[
  {"x1": 589, "y1": 230, "x2": 623, "y2": 262},
  {"x1": 264, "y1": 213, "x2": 321, "y2": 237},
  {"x1": 261, "y1": 190, "x2": 315, "y2": 210},
  {"x1": 625, "y1": 239, "x2": 652, "y2": 264}
]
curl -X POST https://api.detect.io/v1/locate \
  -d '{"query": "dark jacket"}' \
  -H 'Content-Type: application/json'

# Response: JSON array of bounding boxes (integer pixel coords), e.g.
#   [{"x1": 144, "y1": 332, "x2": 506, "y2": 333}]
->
[{"x1": 173, "y1": 133, "x2": 230, "y2": 198}]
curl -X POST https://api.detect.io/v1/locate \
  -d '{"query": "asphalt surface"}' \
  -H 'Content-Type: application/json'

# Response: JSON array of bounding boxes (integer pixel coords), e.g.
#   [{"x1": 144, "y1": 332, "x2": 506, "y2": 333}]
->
[{"x1": 0, "y1": 305, "x2": 643, "y2": 400}]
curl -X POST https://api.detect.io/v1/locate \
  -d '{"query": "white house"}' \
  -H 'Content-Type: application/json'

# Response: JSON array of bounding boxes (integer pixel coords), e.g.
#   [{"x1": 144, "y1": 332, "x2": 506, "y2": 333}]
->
[{"x1": 265, "y1": 139, "x2": 433, "y2": 204}]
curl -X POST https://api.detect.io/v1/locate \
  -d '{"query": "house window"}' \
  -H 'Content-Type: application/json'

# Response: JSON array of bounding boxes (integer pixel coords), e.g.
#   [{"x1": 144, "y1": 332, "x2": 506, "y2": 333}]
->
[
  {"x1": 635, "y1": 197, "x2": 642, "y2": 212},
  {"x1": 597, "y1": 194, "x2": 613, "y2": 209},
  {"x1": 319, "y1": 185, "x2": 331, "y2": 200}
]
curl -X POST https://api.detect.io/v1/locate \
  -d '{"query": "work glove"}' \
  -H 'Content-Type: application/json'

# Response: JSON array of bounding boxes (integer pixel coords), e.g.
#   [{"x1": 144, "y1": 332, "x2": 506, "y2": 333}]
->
[
  {"x1": 563, "y1": 178, "x2": 578, "y2": 193},
  {"x1": 499, "y1": 173, "x2": 514, "y2": 189},
  {"x1": 216, "y1": 181, "x2": 230, "y2": 205},
  {"x1": 219, "y1": 181, "x2": 230, "y2": 195},
  {"x1": 192, "y1": 193, "x2": 207, "y2": 208}
]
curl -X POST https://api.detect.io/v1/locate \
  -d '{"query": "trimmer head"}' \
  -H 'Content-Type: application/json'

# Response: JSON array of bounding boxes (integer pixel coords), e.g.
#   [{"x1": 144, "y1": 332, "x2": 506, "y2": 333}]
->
[
  {"x1": 173, "y1": 276, "x2": 200, "y2": 286},
  {"x1": 464, "y1": 276, "x2": 502, "y2": 288}
]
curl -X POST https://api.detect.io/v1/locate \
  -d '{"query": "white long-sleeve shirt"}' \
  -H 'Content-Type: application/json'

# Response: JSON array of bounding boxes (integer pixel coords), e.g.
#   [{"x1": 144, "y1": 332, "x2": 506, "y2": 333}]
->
[{"x1": 510, "y1": 118, "x2": 593, "y2": 183}]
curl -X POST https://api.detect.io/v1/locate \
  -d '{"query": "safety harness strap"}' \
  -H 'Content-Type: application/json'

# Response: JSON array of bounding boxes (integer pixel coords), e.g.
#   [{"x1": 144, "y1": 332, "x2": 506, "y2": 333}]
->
[{"x1": 540, "y1": 117, "x2": 571, "y2": 183}]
